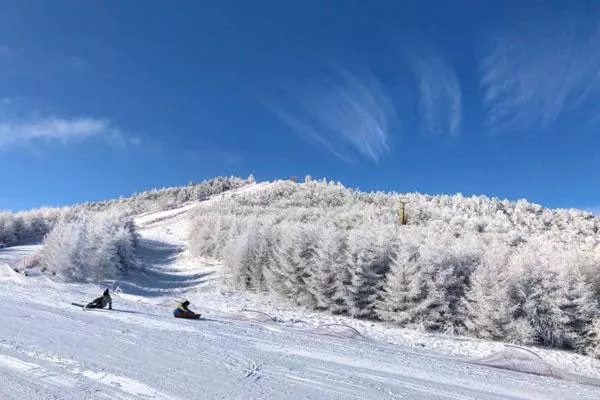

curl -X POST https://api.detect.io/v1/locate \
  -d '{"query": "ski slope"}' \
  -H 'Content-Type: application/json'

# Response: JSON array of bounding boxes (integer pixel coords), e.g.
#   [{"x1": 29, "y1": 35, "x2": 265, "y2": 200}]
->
[
  {"x1": 3, "y1": 281, "x2": 600, "y2": 400},
  {"x1": 2, "y1": 190, "x2": 600, "y2": 399}
]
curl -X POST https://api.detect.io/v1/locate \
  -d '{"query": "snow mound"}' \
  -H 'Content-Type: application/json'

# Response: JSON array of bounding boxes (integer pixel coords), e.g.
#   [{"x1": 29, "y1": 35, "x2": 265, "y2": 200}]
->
[
  {"x1": 470, "y1": 345, "x2": 600, "y2": 387},
  {"x1": 0, "y1": 263, "x2": 25, "y2": 283},
  {"x1": 306, "y1": 323, "x2": 365, "y2": 340}
]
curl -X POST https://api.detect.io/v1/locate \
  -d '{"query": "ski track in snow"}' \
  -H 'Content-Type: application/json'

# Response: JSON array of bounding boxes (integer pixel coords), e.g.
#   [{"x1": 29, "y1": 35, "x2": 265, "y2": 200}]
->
[{"x1": 2, "y1": 190, "x2": 600, "y2": 399}]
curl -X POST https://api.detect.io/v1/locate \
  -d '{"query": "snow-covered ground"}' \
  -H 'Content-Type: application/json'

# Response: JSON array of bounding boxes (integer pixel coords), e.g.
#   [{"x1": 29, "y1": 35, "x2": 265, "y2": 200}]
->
[
  {"x1": 2, "y1": 193, "x2": 600, "y2": 399},
  {"x1": 0, "y1": 241, "x2": 42, "y2": 269}
]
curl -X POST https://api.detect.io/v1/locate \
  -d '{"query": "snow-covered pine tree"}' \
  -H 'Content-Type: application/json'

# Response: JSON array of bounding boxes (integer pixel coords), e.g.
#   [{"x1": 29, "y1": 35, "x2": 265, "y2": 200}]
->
[
  {"x1": 251, "y1": 222, "x2": 278, "y2": 292},
  {"x1": 295, "y1": 226, "x2": 321, "y2": 308},
  {"x1": 223, "y1": 225, "x2": 251, "y2": 289},
  {"x1": 330, "y1": 252, "x2": 353, "y2": 315},
  {"x1": 312, "y1": 228, "x2": 351, "y2": 312},
  {"x1": 584, "y1": 318, "x2": 600, "y2": 358},
  {"x1": 463, "y1": 250, "x2": 514, "y2": 340},
  {"x1": 418, "y1": 241, "x2": 477, "y2": 333},
  {"x1": 511, "y1": 263, "x2": 567, "y2": 347},
  {"x1": 557, "y1": 270, "x2": 598, "y2": 351},
  {"x1": 222, "y1": 219, "x2": 266, "y2": 290},
  {"x1": 267, "y1": 223, "x2": 318, "y2": 305},
  {"x1": 378, "y1": 241, "x2": 428, "y2": 325},
  {"x1": 348, "y1": 227, "x2": 392, "y2": 319},
  {"x1": 261, "y1": 223, "x2": 288, "y2": 293}
]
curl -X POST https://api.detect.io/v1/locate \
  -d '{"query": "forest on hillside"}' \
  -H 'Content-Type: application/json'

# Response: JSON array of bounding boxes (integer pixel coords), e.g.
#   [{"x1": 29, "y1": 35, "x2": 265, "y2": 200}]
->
[
  {"x1": 189, "y1": 178, "x2": 600, "y2": 358},
  {"x1": 1, "y1": 176, "x2": 250, "y2": 280},
  {"x1": 0, "y1": 176, "x2": 249, "y2": 247}
]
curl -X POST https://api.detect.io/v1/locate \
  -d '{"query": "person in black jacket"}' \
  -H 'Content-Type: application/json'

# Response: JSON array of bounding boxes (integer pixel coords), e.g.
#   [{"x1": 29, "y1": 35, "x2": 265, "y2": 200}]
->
[
  {"x1": 86, "y1": 289, "x2": 112, "y2": 310},
  {"x1": 173, "y1": 300, "x2": 200, "y2": 319}
]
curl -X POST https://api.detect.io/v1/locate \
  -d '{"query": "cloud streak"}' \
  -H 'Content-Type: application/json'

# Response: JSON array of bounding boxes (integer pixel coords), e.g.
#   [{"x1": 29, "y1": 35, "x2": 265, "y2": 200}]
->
[
  {"x1": 479, "y1": 14, "x2": 600, "y2": 131},
  {"x1": 0, "y1": 117, "x2": 139, "y2": 149},
  {"x1": 405, "y1": 47, "x2": 462, "y2": 137},
  {"x1": 269, "y1": 69, "x2": 397, "y2": 164}
]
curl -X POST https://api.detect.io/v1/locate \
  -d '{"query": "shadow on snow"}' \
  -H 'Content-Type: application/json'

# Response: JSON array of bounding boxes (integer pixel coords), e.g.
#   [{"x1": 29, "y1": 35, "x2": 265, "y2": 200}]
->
[{"x1": 113, "y1": 239, "x2": 213, "y2": 298}]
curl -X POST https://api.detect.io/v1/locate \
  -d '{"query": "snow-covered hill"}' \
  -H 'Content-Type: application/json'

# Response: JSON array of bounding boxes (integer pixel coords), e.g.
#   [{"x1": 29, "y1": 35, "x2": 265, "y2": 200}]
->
[{"x1": 2, "y1": 186, "x2": 600, "y2": 399}]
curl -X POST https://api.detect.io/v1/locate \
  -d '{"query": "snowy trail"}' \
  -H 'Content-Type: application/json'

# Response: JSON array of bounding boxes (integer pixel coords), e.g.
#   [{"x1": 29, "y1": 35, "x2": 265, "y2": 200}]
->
[
  {"x1": 3, "y1": 282, "x2": 600, "y2": 399},
  {"x1": 2, "y1": 195, "x2": 600, "y2": 398}
]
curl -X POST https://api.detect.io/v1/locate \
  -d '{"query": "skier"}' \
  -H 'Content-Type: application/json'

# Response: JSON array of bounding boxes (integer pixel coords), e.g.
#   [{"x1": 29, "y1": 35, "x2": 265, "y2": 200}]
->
[
  {"x1": 173, "y1": 300, "x2": 200, "y2": 319},
  {"x1": 86, "y1": 289, "x2": 113, "y2": 310}
]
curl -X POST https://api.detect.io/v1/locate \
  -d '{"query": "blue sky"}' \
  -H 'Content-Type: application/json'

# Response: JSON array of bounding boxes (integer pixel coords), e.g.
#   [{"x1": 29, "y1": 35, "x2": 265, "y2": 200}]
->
[{"x1": 1, "y1": 1, "x2": 599, "y2": 213}]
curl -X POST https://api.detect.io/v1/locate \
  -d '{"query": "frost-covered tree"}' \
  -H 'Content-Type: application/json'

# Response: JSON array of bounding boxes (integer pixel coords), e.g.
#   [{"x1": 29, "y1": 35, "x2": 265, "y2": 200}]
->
[
  {"x1": 410, "y1": 239, "x2": 478, "y2": 333},
  {"x1": 463, "y1": 250, "x2": 514, "y2": 340},
  {"x1": 223, "y1": 225, "x2": 253, "y2": 289},
  {"x1": 584, "y1": 318, "x2": 600, "y2": 358},
  {"x1": 222, "y1": 219, "x2": 268, "y2": 290},
  {"x1": 557, "y1": 270, "x2": 598, "y2": 351},
  {"x1": 505, "y1": 247, "x2": 599, "y2": 350},
  {"x1": 40, "y1": 210, "x2": 137, "y2": 282},
  {"x1": 378, "y1": 241, "x2": 428, "y2": 325},
  {"x1": 348, "y1": 226, "x2": 393, "y2": 319},
  {"x1": 180, "y1": 177, "x2": 600, "y2": 357},
  {"x1": 510, "y1": 262, "x2": 566, "y2": 347},
  {"x1": 41, "y1": 218, "x2": 86, "y2": 280},
  {"x1": 189, "y1": 216, "x2": 221, "y2": 258},
  {"x1": 267, "y1": 224, "x2": 320, "y2": 306},
  {"x1": 310, "y1": 228, "x2": 351, "y2": 311}
]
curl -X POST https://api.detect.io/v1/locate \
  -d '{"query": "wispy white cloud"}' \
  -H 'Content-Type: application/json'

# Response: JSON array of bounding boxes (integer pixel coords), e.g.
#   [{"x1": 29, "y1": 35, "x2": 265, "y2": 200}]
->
[
  {"x1": 479, "y1": 14, "x2": 600, "y2": 131},
  {"x1": 267, "y1": 69, "x2": 397, "y2": 164},
  {"x1": 405, "y1": 46, "x2": 462, "y2": 137},
  {"x1": 0, "y1": 117, "x2": 137, "y2": 149}
]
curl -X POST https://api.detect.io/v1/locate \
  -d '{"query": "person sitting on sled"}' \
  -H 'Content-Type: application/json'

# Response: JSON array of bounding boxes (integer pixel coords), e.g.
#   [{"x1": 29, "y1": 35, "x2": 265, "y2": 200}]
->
[
  {"x1": 173, "y1": 300, "x2": 200, "y2": 318},
  {"x1": 86, "y1": 289, "x2": 112, "y2": 310}
]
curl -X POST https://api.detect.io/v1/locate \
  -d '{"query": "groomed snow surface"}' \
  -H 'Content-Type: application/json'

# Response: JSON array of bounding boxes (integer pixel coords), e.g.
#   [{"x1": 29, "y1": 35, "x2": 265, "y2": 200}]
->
[{"x1": 2, "y1": 190, "x2": 600, "y2": 399}]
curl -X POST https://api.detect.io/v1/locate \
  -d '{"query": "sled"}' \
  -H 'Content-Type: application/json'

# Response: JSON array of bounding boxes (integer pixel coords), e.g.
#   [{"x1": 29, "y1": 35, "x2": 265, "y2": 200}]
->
[
  {"x1": 174, "y1": 311, "x2": 201, "y2": 319},
  {"x1": 175, "y1": 314, "x2": 201, "y2": 320},
  {"x1": 71, "y1": 302, "x2": 110, "y2": 310}
]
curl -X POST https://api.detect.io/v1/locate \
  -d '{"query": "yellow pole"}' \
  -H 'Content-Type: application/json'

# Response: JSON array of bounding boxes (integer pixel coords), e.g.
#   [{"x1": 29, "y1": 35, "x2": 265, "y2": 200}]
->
[{"x1": 400, "y1": 201, "x2": 406, "y2": 225}]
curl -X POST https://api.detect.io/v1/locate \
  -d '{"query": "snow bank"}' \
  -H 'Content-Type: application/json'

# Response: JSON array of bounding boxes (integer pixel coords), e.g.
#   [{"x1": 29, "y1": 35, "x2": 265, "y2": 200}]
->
[
  {"x1": 470, "y1": 345, "x2": 600, "y2": 386},
  {"x1": 0, "y1": 263, "x2": 25, "y2": 283}
]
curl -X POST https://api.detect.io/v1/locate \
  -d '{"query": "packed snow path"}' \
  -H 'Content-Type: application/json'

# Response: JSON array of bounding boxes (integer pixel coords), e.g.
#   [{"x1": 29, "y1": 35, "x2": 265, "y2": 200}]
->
[
  {"x1": 2, "y1": 195, "x2": 600, "y2": 399},
  {"x1": 3, "y1": 283, "x2": 600, "y2": 399}
]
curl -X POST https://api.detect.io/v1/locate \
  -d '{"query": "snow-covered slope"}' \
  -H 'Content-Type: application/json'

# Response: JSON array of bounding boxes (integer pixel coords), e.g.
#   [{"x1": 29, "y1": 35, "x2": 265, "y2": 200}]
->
[
  {"x1": 2, "y1": 280, "x2": 600, "y2": 399},
  {"x1": 2, "y1": 189, "x2": 600, "y2": 399},
  {"x1": 0, "y1": 241, "x2": 42, "y2": 270}
]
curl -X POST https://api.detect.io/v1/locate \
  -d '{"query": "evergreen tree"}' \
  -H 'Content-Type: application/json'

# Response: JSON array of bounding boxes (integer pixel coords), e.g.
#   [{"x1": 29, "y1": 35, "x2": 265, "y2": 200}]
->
[
  {"x1": 512, "y1": 266, "x2": 567, "y2": 347},
  {"x1": 313, "y1": 228, "x2": 351, "y2": 312},
  {"x1": 463, "y1": 259, "x2": 514, "y2": 339},
  {"x1": 348, "y1": 227, "x2": 391, "y2": 319},
  {"x1": 378, "y1": 243, "x2": 428, "y2": 326},
  {"x1": 557, "y1": 270, "x2": 598, "y2": 350},
  {"x1": 418, "y1": 245, "x2": 477, "y2": 332}
]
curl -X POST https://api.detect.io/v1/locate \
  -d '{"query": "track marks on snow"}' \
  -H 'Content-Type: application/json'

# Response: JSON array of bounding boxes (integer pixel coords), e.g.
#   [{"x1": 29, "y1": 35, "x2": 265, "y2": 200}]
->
[
  {"x1": 0, "y1": 345, "x2": 180, "y2": 400},
  {"x1": 79, "y1": 369, "x2": 176, "y2": 399},
  {"x1": 0, "y1": 353, "x2": 78, "y2": 389}
]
